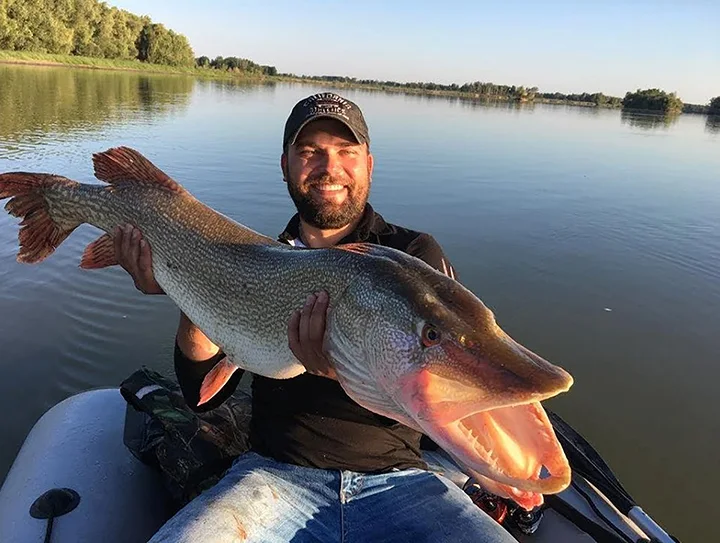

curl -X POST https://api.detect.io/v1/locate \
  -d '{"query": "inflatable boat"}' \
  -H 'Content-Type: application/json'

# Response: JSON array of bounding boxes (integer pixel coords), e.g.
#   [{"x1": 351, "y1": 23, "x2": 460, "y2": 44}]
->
[{"x1": 0, "y1": 387, "x2": 678, "y2": 542}]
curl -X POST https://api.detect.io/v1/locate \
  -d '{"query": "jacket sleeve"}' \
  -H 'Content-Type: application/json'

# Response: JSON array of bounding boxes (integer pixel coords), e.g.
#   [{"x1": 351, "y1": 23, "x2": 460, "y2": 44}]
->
[
  {"x1": 173, "y1": 341, "x2": 244, "y2": 412},
  {"x1": 405, "y1": 233, "x2": 459, "y2": 281}
]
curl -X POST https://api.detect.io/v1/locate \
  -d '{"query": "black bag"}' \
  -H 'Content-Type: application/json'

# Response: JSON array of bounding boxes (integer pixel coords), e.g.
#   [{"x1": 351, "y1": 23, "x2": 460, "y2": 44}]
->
[{"x1": 120, "y1": 366, "x2": 252, "y2": 507}]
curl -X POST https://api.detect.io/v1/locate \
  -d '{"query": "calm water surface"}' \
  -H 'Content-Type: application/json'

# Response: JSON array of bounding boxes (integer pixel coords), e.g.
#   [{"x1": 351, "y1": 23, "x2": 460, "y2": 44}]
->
[{"x1": 0, "y1": 64, "x2": 718, "y2": 542}]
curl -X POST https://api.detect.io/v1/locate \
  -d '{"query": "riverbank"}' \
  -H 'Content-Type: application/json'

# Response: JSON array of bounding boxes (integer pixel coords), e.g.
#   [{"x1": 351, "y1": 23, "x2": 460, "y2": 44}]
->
[
  {"x1": 1, "y1": 50, "x2": 710, "y2": 113},
  {"x1": 0, "y1": 50, "x2": 267, "y2": 82},
  {"x1": 274, "y1": 76, "x2": 607, "y2": 108},
  {"x1": 0, "y1": 50, "x2": 604, "y2": 108}
]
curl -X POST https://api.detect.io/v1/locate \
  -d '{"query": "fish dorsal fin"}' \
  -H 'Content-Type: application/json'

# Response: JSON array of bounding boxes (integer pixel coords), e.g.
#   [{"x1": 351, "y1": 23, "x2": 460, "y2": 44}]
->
[
  {"x1": 336, "y1": 242, "x2": 414, "y2": 266},
  {"x1": 336, "y1": 242, "x2": 451, "y2": 280},
  {"x1": 92, "y1": 147, "x2": 185, "y2": 193},
  {"x1": 336, "y1": 242, "x2": 376, "y2": 256}
]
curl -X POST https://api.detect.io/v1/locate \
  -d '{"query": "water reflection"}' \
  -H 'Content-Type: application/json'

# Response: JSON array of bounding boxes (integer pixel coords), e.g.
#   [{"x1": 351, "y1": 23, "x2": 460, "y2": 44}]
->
[
  {"x1": 0, "y1": 65, "x2": 194, "y2": 149},
  {"x1": 706, "y1": 115, "x2": 720, "y2": 134},
  {"x1": 620, "y1": 110, "x2": 680, "y2": 130}
]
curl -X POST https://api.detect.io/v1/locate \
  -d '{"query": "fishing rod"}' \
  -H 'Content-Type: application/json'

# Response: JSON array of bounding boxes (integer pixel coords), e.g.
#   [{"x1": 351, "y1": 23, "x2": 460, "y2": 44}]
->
[{"x1": 547, "y1": 409, "x2": 679, "y2": 543}]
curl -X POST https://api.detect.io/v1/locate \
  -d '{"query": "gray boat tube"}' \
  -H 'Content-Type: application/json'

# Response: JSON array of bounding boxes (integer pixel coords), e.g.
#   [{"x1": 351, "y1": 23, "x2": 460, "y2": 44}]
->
[{"x1": 0, "y1": 388, "x2": 174, "y2": 543}]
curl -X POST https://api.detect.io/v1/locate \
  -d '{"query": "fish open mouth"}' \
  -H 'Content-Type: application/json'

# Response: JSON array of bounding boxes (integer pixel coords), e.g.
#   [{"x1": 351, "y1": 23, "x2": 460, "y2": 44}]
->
[
  {"x1": 443, "y1": 402, "x2": 571, "y2": 509},
  {"x1": 397, "y1": 368, "x2": 572, "y2": 510}
]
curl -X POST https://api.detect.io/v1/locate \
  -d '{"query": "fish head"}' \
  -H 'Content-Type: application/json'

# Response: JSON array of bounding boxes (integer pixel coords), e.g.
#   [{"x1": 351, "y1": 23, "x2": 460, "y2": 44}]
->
[{"x1": 328, "y1": 246, "x2": 574, "y2": 509}]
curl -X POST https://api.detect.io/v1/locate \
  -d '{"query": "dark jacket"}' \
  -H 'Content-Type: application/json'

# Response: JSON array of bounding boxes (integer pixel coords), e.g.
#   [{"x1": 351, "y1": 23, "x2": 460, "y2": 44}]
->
[{"x1": 174, "y1": 203, "x2": 458, "y2": 472}]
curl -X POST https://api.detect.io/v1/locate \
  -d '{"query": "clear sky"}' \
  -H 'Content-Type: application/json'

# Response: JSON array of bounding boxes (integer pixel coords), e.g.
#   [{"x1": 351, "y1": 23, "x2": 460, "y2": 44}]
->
[{"x1": 113, "y1": 0, "x2": 718, "y2": 104}]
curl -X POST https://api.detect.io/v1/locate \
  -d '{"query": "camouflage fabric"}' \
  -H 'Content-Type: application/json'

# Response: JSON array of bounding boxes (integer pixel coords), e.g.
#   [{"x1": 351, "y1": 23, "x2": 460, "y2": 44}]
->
[{"x1": 120, "y1": 366, "x2": 252, "y2": 507}]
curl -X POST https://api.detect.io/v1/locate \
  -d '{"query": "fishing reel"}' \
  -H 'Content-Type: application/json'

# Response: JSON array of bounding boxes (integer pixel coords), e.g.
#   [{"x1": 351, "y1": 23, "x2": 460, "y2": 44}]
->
[{"x1": 462, "y1": 480, "x2": 544, "y2": 535}]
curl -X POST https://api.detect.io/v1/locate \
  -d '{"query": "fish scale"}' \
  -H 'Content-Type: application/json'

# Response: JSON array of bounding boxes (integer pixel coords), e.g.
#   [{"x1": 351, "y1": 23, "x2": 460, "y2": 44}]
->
[{"x1": 0, "y1": 146, "x2": 576, "y2": 511}]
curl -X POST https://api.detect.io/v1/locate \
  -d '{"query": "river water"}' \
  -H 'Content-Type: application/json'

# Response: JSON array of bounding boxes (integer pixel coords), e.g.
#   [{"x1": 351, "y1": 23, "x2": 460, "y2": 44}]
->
[{"x1": 0, "y1": 64, "x2": 718, "y2": 541}]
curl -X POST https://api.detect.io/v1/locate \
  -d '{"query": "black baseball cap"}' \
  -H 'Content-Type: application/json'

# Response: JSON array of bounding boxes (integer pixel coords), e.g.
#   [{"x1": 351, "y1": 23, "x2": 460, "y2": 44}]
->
[{"x1": 283, "y1": 93, "x2": 370, "y2": 149}]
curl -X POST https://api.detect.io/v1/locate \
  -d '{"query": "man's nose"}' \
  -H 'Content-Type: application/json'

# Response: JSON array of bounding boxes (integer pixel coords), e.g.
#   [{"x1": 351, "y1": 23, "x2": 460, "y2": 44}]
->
[{"x1": 316, "y1": 151, "x2": 342, "y2": 175}]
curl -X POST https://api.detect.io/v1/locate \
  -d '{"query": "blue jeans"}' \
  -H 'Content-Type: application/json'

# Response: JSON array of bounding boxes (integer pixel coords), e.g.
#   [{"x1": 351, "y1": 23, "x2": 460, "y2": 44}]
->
[{"x1": 149, "y1": 451, "x2": 516, "y2": 543}]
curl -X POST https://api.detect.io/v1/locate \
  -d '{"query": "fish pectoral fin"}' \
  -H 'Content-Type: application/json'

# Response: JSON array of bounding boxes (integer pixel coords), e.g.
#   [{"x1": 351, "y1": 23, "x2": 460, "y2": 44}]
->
[
  {"x1": 198, "y1": 356, "x2": 240, "y2": 406},
  {"x1": 79, "y1": 233, "x2": 118, "y2": 269},
  {"x1": 92, "y1": 147, "x2": 185, "y2": 194}
]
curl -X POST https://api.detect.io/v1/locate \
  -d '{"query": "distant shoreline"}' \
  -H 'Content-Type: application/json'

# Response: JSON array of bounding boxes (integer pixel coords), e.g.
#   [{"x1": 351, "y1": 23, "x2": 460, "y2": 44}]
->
[
  {"x1": 1, "y1": 51, "x2": 711, "y2": 115},
  {"x1": 0, "y1": 51, "x2": 266, "y2": 82},
  {"x1": 274, "y1": 76, "x2": 610, "y2": 109},
  {"x1": 1, "y1": 57, "x2": 172, "y2": 76},
  {"x1": 0, "y1": 52, "x2": 604, "y2": 109}
]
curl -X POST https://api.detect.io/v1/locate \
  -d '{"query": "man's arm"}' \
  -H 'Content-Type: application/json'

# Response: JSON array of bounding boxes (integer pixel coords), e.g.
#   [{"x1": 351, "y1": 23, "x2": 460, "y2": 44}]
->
[{"x1": 114, "y1": 224, "x2": 242, "y2": 409}]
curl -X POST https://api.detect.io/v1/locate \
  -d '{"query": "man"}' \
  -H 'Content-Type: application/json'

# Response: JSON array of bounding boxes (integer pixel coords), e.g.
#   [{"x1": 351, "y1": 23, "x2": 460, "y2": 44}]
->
[{"x1": 115, "y1": 93, "x2": 515, "y2": 542}]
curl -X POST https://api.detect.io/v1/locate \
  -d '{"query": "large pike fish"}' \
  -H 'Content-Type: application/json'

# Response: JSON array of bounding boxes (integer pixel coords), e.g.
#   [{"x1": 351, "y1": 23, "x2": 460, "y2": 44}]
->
[{"x1": 0, "y1": 147, "x2": 574, "y2": 509}]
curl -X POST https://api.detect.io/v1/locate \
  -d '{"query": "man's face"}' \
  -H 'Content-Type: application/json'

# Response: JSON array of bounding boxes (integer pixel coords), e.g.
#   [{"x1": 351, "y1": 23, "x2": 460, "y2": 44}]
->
[{"x1": 282, "y1": 118, "x2": 373, "y2": 229}]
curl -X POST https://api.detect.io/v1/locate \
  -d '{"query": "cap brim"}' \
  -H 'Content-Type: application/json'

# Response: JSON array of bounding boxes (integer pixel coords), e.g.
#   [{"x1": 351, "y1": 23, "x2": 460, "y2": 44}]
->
[{"x1": 288, "y1": 114, "x2": 364, "y2": 146}]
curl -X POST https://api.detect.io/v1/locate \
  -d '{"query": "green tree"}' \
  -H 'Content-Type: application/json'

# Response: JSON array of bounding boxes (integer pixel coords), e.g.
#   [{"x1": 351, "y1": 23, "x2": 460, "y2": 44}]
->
[
  {"x1": 0, "y1": 0, "x2": 19, "y2": 50},
  {"x1": 709, "y1": 96, "x2": 720, "y2": 115},
  {"x1": 137, "y1": 23, "x2": 193, "y2": 66},
  {"x1": 622, "y1": 88, "x2": 683, "y2": 115},
  {"x1": 70, "y1": 0, "x2": 101, "y2": 56},
  {"x1": 2, "y1": 0, "x2": 194, "y2": 66}
]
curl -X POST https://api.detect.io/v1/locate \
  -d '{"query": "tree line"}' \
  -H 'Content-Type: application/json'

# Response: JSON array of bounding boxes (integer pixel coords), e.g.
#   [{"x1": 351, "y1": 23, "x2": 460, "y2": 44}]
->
[
  {"x1": 195, "y1": 55, "x2": 277, "y2": 76},
  {"x1": 538, "y1": 91, "x2": 623, "y2": 107},
  {"x1": 0, "y1": 0, "x2": 194, "y2": 66},
  {"x1": 289, "y1": 74, "x2": 715, "y2": 114},
  {"x1": 279, "y1": 74, "x2": 717, "y2": 115},
  {"x1": 276, "y1": 74, "x2": 553, "y2": 103},
  {"x1": 275, "y1": 73, "x2": 645, "y2": 108}
]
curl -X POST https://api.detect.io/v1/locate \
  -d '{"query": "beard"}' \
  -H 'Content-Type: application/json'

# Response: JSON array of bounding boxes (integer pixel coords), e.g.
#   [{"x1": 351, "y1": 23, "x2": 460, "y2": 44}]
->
[{"x1": 287, "y1": 172, "x2": 370, "y2": 229}]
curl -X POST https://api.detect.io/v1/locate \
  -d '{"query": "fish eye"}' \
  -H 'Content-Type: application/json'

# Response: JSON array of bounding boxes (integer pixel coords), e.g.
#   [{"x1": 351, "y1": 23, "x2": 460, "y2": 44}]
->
[{"x1": 421, "y1": 323, "x2": 441, "y2": 347}]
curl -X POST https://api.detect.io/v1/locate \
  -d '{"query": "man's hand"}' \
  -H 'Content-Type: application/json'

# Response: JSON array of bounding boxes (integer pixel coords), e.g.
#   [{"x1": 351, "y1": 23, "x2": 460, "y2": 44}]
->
[
  {"x1": 288, "y1": 291, "x2": 337, "y2": 380},
  {"x1": 114, "y1": 224, "x2": 165, "y2": 295}
]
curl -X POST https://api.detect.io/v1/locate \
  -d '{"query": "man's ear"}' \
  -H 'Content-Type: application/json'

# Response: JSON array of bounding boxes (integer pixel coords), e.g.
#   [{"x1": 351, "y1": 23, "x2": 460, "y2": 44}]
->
[
  {"x1": 367, "y1": 151, "x2": 374, "y2": 184},
  {"x1": 280, "y1": 153, "x2": 288, "y2": 183}
]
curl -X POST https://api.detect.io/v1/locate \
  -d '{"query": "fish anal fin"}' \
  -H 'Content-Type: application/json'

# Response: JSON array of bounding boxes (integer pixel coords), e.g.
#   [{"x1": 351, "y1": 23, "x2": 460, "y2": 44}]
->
[
  {"x1": 80, "y1": 233, "x2": 118, "y2": 269},
  {"x1": 91, "y1": 147, "x2": 185, "y2": 194},
  {"x1": 198, "y1": 357, "x2": 240, "y2": 406}
]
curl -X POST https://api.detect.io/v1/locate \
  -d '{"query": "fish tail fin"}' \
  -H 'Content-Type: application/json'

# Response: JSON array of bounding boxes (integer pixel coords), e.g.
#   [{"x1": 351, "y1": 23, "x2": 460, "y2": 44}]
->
[
  {"x1": 198, "y1": 357, "x2": 240, "y2": 406},
  {"x1": 0, "y1": 173, "x2": 81, "y2": 264}
]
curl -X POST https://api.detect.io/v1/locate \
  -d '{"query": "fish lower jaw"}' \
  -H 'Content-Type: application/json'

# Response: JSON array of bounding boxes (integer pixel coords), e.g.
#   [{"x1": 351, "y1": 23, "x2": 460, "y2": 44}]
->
[
  {"x1": 444, "y1": 422, "x2": 544, "y2": 493},
  {"x1": 434, "y1": 411, "x2": 571, "y2": 496}
]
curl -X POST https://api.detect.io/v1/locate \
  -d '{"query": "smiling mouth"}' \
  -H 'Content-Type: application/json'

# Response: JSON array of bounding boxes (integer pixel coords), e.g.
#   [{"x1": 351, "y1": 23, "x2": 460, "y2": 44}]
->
[{"x1": 311, "y1": 184, "x2": 346, "y2": 193}]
